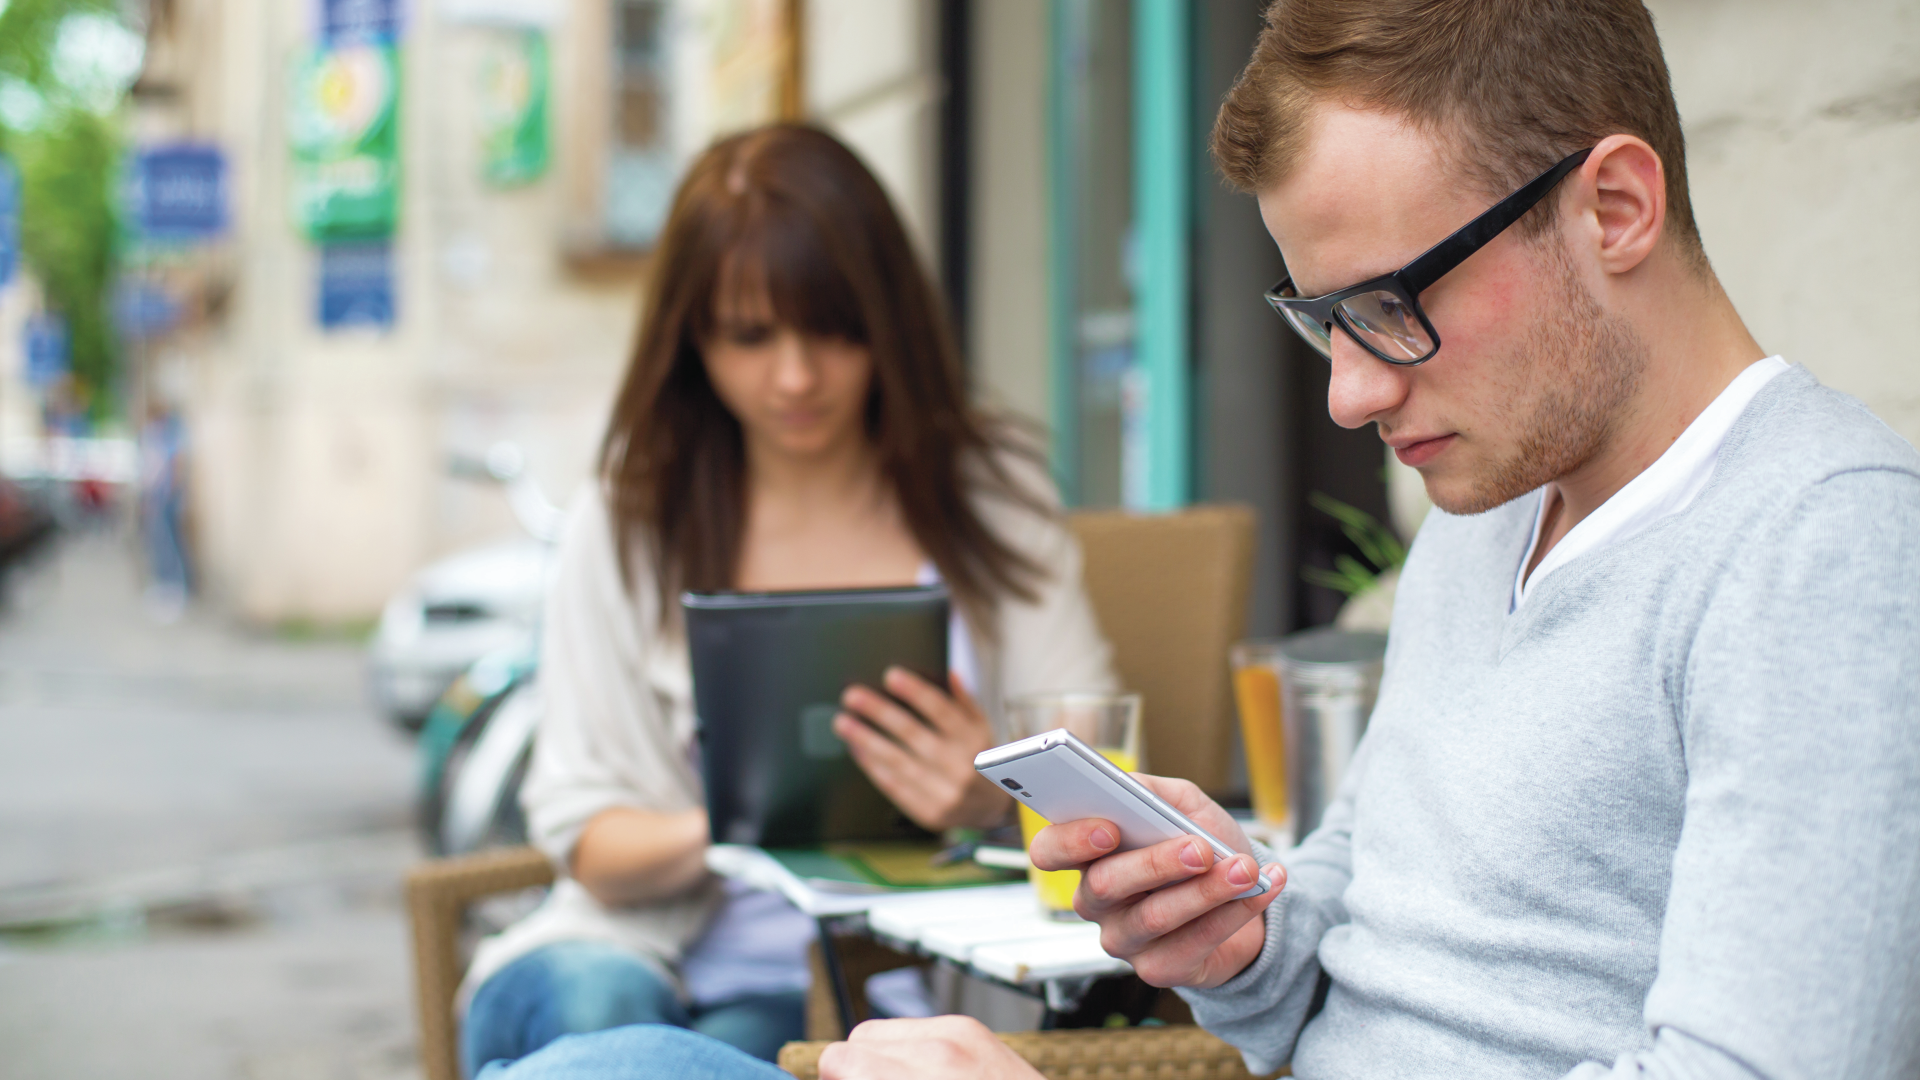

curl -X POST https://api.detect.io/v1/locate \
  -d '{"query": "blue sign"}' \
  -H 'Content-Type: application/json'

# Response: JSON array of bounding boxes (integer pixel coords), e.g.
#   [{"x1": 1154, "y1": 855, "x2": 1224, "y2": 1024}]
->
[
  {"x1": 318, "y1": 240, "x2": 396, "y2": 329},
  {"x1": 321, "y1": 0, "x2": 403, "y2": 43},
  {"x1": 25, "y1": 314, "x2": 69, "y2": 388},
  {"x1": 115, "y1": 279, "x2": 183, "y2": 340},
  {"x1": 129, "y1": 146, "x2": 227, "y2": 243},
  {"x1": 0, "y1": 156, "x2": 17, "y2": 287}
]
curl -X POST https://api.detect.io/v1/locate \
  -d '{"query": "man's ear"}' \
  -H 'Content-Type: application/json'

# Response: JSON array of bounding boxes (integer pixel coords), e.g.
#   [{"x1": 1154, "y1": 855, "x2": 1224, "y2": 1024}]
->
[{"x1": 1574, "y1": 134, "x2": 1667, "y2": 277}]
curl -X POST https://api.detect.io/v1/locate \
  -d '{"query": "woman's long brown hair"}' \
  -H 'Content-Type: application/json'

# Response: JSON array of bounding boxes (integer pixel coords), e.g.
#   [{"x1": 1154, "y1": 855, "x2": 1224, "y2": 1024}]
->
[{"x1": 599, "y1": 124, "x2": 1048, "y2": 634}]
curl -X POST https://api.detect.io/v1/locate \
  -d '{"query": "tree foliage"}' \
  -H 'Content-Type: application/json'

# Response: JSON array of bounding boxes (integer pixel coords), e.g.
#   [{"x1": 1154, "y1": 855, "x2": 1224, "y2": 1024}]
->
[{"x1": 0, "y1": 0, "x2": 128, "y2": 426}]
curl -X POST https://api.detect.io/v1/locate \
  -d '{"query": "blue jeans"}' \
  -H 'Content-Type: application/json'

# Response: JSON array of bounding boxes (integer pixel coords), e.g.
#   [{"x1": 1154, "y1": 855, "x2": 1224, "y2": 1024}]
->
[
  {"x1": 462, "y1": 942, "x2": 806, "y2": 1078},
  {"x1": 473, "y1": 1025, "x2": 790, "y2": 1080}
]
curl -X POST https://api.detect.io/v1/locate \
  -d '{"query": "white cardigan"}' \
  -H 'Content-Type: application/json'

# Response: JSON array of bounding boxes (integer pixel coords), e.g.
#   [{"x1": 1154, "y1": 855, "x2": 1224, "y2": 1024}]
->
[{"x1": 460, "y1": 456, "x2": 1117, "y2": 1007}]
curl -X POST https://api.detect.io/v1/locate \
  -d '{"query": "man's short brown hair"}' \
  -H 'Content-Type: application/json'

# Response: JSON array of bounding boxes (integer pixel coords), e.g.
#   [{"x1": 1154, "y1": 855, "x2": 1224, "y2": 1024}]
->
[{"x1": 1213, "y1": 0, "x2": 1705, "y2": 265}]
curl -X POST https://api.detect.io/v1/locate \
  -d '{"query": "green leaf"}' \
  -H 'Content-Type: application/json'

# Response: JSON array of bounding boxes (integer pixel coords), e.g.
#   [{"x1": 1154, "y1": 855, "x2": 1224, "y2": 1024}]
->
[{"x1": 1300, "y1": 493, "x2": 1410, "y2": 598}]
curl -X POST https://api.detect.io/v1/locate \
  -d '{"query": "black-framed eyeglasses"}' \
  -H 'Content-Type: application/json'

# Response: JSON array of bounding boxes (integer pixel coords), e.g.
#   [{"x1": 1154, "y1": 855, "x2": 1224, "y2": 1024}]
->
[{"x1": 1264, "y1": 147, "x2": 1594, "y2": 366}]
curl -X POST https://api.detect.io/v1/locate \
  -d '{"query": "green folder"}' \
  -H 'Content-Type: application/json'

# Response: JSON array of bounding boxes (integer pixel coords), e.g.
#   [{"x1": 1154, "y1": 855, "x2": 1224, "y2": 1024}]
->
[{"x1": 765, "y1": 843, "x2": 1022, "y2": 891}]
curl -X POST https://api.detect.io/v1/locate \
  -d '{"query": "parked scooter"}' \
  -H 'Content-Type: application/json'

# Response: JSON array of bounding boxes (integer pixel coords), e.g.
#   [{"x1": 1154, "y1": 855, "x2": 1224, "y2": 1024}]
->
[
  {"x1": 367, "y1": 442, "x2": 561, "y2": 729},
  {"x1": 416, "y1": 643, "x2": 540, "y2": 856},
  {"x1": 365, "y1": 442, "x2": 561, "y2": 856},
  {"x1": 0, "y1": 476, "x2": 57, "y2": 595}
]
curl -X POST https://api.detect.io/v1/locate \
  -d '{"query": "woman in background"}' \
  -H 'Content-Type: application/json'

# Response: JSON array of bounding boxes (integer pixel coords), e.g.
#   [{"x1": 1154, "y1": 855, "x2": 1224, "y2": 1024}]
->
[{"x1": 457, "y1": 124, "x2": 1115, "y2": 1075}]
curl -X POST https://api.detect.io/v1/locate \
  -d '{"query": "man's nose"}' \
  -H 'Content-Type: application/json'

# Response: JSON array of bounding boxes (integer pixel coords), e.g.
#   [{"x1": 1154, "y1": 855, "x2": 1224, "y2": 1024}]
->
[{"x1": 1325, "y1": 329, "x2": 1411, "y2": 430}]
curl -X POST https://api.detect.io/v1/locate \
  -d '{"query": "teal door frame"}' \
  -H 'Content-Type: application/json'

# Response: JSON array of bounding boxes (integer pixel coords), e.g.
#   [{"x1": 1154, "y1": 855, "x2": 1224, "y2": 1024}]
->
[
  {"x1": 1046, "y1": 0, "x2": 1193, "y2": 510},
  {"x1": 1131, "y1": 0, "x2": 1192, "y2": 510}
]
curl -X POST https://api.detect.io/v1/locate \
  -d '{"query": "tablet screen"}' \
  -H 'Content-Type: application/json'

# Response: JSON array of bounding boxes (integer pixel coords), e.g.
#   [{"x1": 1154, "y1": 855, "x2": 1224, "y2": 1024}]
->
[{"x1": 684, "y1": 585, "x2": 948, "y2": 847}]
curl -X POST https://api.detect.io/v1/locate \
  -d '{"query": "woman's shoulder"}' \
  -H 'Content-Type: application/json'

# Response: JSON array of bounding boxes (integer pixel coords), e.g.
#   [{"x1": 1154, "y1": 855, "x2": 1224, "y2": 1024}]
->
[{"x1": 554, "y1": 481, "x2": 667, "y2": 630}]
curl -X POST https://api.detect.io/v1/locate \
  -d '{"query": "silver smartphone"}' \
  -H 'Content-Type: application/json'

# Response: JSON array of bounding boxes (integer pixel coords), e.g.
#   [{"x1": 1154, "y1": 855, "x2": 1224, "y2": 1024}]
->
[{"x1": 974, "y1": 729, "x2": 1271, "y2": 900}]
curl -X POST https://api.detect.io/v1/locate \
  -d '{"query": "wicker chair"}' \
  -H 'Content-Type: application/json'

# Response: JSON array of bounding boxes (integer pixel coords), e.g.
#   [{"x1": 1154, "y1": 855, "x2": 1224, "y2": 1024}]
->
[
  {"x1": 777, "y1": 1024, "x2": 1283, "y2": 1079},
  {"x1": 1065, "y1": 505, "x2": 1254, "y2": 794},
  {"x1": 405, "y1": 846, "x2": 557, "y2": 1080},
  {"x1": 403, "y1": 505, "x2": 1260, "y2": 1080}
]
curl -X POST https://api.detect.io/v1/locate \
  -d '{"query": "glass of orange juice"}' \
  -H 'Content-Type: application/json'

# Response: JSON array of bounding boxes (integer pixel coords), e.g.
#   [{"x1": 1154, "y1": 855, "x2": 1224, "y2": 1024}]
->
[
  {"x1": 1005, "y1": 691, "x2": 1143, "y2": 920},
  {"x1": 1229, "y1": 640, "x2": 1291, "y2": 842}
]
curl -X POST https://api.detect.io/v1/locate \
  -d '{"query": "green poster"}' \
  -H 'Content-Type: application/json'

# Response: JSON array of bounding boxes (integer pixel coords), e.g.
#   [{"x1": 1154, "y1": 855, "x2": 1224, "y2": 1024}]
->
[
  {"x1": 480, "y1": 31, "x2": 550, "y2": 187},
  {"x1": 289, "y1": 42, "x2": 401, "y2": 239}
]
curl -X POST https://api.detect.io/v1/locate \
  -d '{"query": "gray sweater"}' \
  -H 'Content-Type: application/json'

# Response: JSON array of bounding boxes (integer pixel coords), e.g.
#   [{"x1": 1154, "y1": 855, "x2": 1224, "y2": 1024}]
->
[{"x1": 1181, "y1": 367, "x2": 1920, "y2": 1079}]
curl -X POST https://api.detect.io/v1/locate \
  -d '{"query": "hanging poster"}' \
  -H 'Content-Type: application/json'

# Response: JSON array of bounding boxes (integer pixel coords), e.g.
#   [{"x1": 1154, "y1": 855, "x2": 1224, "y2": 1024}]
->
[
  {"x1": 318, "y1": 240, "x2": 396, "y2": 329},
  {"x1": 115, "y1": 279, "x2": 183, "y2": 342},
  {"x1": 289, "y1": 42, "x2": 401, "y2": 239},
  {"x1": 0, "y1": 156, "x2": 17, "y2": 287},
  {"x1": 479, "y1": 31, "x2": 550, "y2": 187},
  {"x1": 321, "y1": 0, "x2": 404, "y2": 44},
  {"x1": 25, "y1": 313, "x2": 70, "y2": 388},
  {"x1": 128, "y1": 145, "x2": 228, "y2": 244}
]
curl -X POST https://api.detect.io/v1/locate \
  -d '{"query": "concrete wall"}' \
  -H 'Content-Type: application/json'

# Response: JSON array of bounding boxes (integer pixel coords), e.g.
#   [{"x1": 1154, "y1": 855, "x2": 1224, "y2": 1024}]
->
[
  {"x1": 176, "y1": 0, "x2": 639, "y2": 623},
  {"x1": 966, "y1": 0, "x2": 1051, "y2": 427},
  {"x1": 806, "y1": 0, "x2": 942, "y2": 271},
  {"x1": 1650, "y1": 0, "x2": 1920, "y2": 449}
]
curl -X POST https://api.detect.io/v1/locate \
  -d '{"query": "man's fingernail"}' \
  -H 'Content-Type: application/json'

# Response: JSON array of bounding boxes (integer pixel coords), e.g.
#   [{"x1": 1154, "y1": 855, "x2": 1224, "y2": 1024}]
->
[
  {"x1": 1227, "y1": 857, "x2": 1255, "y2": 887},
  {"x1": 1180, "y1": 839, "x2": 1207, "y2": 871},
  {"x1": 1089, "y1": 827, "x2": 1116, "y2": 851}
]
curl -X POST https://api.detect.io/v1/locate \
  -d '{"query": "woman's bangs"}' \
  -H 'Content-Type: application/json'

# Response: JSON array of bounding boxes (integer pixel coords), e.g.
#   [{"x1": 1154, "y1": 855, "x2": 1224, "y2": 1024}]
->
[{"x1": 716, "y1": 202, "x2": 868, "y2": 344}]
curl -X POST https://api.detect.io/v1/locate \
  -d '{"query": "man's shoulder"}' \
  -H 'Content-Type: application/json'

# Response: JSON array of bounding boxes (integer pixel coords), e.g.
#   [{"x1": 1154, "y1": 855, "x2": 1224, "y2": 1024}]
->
[
  {"x1": 1699, "y1": 367, "x2": 1920, "y2": 589},
  {"x1": 1725, "y1": 365, "x2": 1920, "y2": 489}
]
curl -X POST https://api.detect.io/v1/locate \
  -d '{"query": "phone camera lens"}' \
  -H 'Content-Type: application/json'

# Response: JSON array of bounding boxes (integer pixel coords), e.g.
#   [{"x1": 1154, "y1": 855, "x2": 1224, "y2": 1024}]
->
[{"x1": 1000, "y1": 777, "x2": 1023, "y2": 791}]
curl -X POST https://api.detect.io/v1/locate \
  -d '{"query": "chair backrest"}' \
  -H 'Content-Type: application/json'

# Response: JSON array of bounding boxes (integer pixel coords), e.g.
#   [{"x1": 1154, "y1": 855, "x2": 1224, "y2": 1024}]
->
[{"x1": 1067, "y1": 504, "x2": 1255, "y2": 795}]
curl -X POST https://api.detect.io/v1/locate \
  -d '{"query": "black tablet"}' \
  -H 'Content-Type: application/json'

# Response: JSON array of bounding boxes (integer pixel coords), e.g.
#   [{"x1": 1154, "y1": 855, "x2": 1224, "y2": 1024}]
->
[{"x1": 683, "y1": 584, "x2": 949, "y2": 848}]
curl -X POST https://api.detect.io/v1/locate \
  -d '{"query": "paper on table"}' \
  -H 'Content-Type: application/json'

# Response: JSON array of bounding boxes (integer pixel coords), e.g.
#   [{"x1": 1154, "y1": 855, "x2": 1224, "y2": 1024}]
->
[
  {"x1": 705, "y1": 844, "x2": 1024, "y2": 919},
  {"x1": 756, "y1": 844, "x2": 1020, "y2": 891}
]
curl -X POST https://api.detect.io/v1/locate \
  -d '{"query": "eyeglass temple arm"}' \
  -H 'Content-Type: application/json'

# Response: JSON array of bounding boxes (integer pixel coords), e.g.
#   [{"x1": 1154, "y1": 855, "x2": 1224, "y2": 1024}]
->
[{"x1": 1396, "y1": 148, "x2": 1595, "y2": 296}]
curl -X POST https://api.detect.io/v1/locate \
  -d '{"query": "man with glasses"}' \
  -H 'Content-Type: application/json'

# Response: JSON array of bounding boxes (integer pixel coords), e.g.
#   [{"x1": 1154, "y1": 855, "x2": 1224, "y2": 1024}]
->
[
  {"x1": 826, "y1": 0, "x2": 1918, "y2": 1078},
  {"x1": 1012, "y1": 1, "x2": 1920, "y2": 1078},
  {"x1": 474, "y1": 1, "x2": 1916, "y2": 1078}
]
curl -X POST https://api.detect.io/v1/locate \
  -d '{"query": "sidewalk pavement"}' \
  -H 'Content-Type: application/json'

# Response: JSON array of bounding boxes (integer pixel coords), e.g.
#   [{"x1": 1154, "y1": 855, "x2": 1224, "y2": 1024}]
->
[{"x1": 0, "y1": 528, "x2": 424, "y2": 1080}]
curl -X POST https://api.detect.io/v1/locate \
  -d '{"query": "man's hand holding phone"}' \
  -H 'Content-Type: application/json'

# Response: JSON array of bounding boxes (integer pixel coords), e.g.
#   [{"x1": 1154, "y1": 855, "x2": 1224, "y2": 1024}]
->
[{"x1": 1028, "y1": 774, "x2": 1286, "y2": 989}]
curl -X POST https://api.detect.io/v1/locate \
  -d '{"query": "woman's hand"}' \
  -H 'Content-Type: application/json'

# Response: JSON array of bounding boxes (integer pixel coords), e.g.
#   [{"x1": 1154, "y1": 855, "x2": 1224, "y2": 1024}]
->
[
  {"x1": 819, "y1": 1017, "x2": 1044, "y2": 1080},
  {"x1": 570, "y1": 805, "x2": 711, "y2": 907},
  {"x1": 1029, "y1": 774, "x2": 1286, "y2": 989},
  {"x1": 835, "y1": 668, "x2": 1008, "y2": 831}
]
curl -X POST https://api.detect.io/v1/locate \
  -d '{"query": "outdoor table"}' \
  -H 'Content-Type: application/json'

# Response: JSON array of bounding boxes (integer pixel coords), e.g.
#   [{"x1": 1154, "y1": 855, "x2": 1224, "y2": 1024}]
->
[
  {"x1": 705, "y1": 845, "x2": 1131, "y2": 1026},
  {"x1": 866, "y1": 883, "x2": 1130, "y2": 1011}
]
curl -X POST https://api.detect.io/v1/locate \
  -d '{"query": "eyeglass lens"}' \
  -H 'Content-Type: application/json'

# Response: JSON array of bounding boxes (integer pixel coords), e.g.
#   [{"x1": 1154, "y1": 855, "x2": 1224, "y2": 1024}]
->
[
  {"x1": 1277, "y1": 304, "x2": 1334, "y2": 359},
  {"x1": 1334, "y1": 291, "x2": 1433, "y2": 362}
]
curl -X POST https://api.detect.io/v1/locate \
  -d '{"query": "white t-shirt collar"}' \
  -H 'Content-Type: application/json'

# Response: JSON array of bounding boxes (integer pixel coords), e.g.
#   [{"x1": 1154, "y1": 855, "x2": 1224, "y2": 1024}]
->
[{"x1": 1511, "y1": 356, "x2": 1789, "y2": 611}]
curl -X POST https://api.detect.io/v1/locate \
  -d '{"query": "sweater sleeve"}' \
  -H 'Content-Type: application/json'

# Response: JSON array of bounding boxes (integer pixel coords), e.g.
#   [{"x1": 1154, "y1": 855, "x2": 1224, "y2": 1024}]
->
[
  {"x1": 520, "y1": 487, "x2": 704, "y2": 870},
  {"x1": 1565, "y1": 467, "x2": 1920, "y2": 1080},
  {"x1": 1174, "y1": 741, "x2": 1367, "y2": 1075}
]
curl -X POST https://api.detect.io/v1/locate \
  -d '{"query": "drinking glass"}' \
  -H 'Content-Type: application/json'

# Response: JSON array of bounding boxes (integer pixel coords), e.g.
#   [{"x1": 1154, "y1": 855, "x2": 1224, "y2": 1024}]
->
[
  {"x1": 1005, "y1": 691, "x2": 1143, "y2": 919},
  {"x1": 1230, "y1": 640, "x2": 1291, "y2": 841}
]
